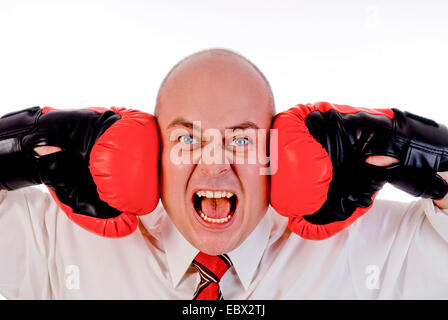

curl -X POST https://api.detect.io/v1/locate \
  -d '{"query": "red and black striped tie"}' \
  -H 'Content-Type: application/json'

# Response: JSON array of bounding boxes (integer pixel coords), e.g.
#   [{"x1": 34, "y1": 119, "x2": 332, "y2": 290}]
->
[{"x1": 191, "y1": 252, "x2": 232, "y2": 300}]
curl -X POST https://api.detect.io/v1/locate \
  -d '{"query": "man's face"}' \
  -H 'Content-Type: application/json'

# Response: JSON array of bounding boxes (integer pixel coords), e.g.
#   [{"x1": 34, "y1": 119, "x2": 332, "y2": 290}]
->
[{"x1": 156, "y1": 52, "x2": 274, "y2": 255}]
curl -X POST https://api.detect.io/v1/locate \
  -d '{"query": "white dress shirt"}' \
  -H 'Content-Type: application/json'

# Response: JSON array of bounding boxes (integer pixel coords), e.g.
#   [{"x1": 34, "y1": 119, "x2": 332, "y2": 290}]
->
[{"x1": 0, "y1": 186, "x2": 448, "y2": 299}]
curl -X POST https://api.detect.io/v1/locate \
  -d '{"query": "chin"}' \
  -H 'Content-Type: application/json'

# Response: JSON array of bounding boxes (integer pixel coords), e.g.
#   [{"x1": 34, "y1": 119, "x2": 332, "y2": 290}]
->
[
  {"x1": 192, "y1": 236, "x2": 241, "y2": 256},
  {"x1": 187, "y1": 216, "x2": 251, "y2": 255}
]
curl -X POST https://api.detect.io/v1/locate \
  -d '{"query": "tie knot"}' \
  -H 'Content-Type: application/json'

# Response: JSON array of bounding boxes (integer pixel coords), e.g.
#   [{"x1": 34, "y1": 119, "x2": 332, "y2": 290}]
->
[{"x1": 192, "y1": 252, "x2": 232, "y2": 283}]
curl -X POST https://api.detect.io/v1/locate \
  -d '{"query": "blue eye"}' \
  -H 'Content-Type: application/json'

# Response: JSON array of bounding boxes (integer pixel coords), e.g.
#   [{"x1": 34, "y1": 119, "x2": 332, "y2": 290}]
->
[
  {"x1": 178, "y1": 135, "x2": 197, "y2": 145},
  {"x1": 231, "y1": 137, "x2": 250, "y2": 147}
]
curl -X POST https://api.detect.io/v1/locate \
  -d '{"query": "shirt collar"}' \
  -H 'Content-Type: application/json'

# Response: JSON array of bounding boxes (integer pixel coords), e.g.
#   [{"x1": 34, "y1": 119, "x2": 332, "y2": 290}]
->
[
  {"x1": 161, "y1": 206, "x2": 272, "y2": 290},
  {"x1": 226, "y1": 212, "x2": 271, "y2": 289},
  {"x1": 161, "y1": 214, "x2": 199, "y2": 289}
]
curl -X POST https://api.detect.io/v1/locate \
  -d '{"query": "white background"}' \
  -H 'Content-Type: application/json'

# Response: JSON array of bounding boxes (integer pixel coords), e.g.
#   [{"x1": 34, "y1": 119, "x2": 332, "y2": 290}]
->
[{"x1": 0, "y1": 0, "x2": 447, "y2": 299}]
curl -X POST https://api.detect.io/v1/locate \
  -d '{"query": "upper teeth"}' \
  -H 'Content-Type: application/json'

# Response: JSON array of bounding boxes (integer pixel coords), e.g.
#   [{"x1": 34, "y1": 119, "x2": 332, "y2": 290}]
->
[{"x1": 195, "y1": 191, "x2": 234, "y2": 198}]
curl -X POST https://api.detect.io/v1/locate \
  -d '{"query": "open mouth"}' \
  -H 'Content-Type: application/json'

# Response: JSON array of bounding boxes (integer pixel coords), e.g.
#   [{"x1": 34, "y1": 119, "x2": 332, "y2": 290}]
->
[{"x1": 193, "y1": 190, "x2": 238, "y2": 224}]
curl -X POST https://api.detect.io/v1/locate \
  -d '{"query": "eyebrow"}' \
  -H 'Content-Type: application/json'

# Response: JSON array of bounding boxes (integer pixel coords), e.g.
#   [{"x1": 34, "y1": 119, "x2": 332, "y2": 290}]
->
[{"x1": 167, "y1": 117, "x2": 260, "y2": 131}]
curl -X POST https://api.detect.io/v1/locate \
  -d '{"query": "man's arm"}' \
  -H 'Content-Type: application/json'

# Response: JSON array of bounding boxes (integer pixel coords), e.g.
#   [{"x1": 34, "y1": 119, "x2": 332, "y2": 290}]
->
[
  {"x1": 0, "y1": 187, "x2": 56, "y2": 299},
  {"x1": 270, "y1": 102, "x2": 448, "y2": 240},
  {"x1": 0, "y1": 106, "x2": 160, "y2": 237}
]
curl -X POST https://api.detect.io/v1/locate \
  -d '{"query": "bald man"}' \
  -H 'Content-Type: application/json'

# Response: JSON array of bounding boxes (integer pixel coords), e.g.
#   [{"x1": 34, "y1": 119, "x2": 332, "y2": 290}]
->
[
  {"x1": 155, "y1": 49, "x2": 275, "y2": 256},
  {"x1": 0, "y1": 48, "x2": 448, "y2": 300}
]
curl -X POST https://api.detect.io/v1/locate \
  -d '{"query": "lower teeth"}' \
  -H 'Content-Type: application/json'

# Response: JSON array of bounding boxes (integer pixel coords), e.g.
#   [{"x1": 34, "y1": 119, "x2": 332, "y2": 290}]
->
[{"x1": 199, "y1": 211, "x2": 232, "y2": 224}]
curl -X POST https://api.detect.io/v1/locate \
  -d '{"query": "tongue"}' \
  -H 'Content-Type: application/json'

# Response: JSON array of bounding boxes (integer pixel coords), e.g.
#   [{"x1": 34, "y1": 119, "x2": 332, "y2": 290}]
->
[{"x1": 201, "y1": 198, "x2": 231, "y2": 219}]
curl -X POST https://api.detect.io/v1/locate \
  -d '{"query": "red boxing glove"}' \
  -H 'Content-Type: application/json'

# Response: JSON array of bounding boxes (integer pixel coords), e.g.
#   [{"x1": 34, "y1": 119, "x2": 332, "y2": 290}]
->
[
  {"x1": 0, "y1": 106, "x2": 159, "y2": 237},
  {"x1": 270, "y1": 102, "x2": 448, "y2": 240}
]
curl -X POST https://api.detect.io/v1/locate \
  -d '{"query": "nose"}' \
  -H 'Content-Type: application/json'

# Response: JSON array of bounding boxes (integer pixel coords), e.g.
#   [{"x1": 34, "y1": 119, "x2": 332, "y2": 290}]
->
[
  {"x1": 197, "y1": 132, "x2": 231, "y2": 177},
  {"x1": 198, "y1": 160, "x2": 230, "y2": 177}
]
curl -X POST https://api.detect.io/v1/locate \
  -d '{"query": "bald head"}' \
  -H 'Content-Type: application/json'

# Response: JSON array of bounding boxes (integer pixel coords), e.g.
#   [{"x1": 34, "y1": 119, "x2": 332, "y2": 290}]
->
[{"x1": 155, "y1": 48, "x2": 275, "y2": 118}]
